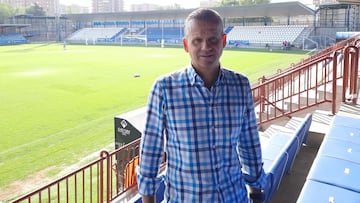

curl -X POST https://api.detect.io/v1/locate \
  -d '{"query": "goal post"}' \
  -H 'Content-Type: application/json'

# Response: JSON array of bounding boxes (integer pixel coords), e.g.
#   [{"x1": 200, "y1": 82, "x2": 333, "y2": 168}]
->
[{"x1": 119, "y1": 34, "x2": 147, "y2": 46}]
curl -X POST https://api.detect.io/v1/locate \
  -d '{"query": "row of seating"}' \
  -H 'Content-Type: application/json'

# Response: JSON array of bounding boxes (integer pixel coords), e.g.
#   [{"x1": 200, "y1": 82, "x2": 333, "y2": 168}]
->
[
  {"x1": 227, "y1": 25, "x2": 307, "y2": 45},
  {"x1": 260, "y1": 113, "x2": 312, "y2": 202},
  {"x1": 0, "y1": 33, "x2": 28, "y2": 45},
  {"x1": 67, "y1": 28, "x2": 125, "y2": 41},
  {"x1": 297, "y1": 115, "x2": 360, "y2": 202},
  {"x1": 66, "y1": 25, "x2": 307, "y2": 46},
  {"x1": 128, "y1": 113, "x2": 313, "y2": 203},
  {"x1": 146, "y1": 27, "x2": 183, "y2": 42}
]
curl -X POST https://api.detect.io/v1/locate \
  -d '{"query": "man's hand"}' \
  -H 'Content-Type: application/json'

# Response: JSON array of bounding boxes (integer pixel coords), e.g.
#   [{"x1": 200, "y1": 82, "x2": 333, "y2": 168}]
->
[
  {"x1": 142, "y1": 195, "x2": 155, "y2": 203},
  {"x1": 249, "y1": 187, "x2": 265, "y2": 203}
]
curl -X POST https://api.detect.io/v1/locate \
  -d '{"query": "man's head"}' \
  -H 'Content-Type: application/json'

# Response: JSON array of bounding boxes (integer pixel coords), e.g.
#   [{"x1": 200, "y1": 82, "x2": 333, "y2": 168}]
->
[{"x1": 183, "y1": 8, "x2": 227, "y2": 71}]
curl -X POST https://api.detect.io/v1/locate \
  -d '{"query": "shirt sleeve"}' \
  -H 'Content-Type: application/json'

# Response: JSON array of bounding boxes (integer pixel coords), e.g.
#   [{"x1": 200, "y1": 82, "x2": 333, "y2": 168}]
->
[
  {"x1": 137, "y1": 79, "x2": 166, "y2": 196},
  {"x1": 237, "y1": 79, "x2": 267, "y2": 189}
]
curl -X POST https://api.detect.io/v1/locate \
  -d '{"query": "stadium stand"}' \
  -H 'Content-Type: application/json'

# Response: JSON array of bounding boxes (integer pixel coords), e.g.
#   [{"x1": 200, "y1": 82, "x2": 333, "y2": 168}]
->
[
  {"x1": 66, "y1": 28, "x2": 125, "y2": 44},
  {"x1": 297, "y1": 114, "x2": 360, "y2": 202},
  {"x1": 226, "y1": 25, "x2": 308, "y2": 48},
  {"x1": 7, "y1": 1, "x2": 360, "y2": 202},
  {"x1": 146, "y1": 27, "x2": 183, "y2": 44},
  {"x1": 66, "y1": 24, "x2": 310, "y2": 48},
  {"x1": 0, "y1": 33, "x2": 28, "y2": 45}
]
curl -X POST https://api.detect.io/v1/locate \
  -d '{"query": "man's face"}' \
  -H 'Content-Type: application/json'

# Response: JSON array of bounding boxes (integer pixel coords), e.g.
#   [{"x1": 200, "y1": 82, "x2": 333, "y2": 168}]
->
[{"x1": 183, "y1": 19, "x2": 226, "y2": 71}]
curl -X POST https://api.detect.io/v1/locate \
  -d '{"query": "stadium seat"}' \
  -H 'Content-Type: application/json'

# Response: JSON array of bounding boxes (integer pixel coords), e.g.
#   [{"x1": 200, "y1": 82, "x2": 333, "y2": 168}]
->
[
  {"x1": 124, "y1": 156, "x2": 140, "y2": 188},
  {"x1": 297, "y1": 114, "x2": 360, "y2": 202},
  {"x1": 331, "y1": 114, "x2": 360, "y2": 128},
  {"x1": 226, "y1": 25, "x2": 307, "y2": 46},
  {"x1": 317, "y1": 138, "x2": 360, "y2": 164},
  {"x1": 307, "y1": 156, "x2": 360, "y2": 193},
  {"x1": 297, "y1": 180, "x2": 360, "y2": 203},
  {"x1": 263, "y1": 152, "x2": 288, "y2": 203},
  {"x1": 326, "y1": 125, "x2": 360, "y2": 144}
]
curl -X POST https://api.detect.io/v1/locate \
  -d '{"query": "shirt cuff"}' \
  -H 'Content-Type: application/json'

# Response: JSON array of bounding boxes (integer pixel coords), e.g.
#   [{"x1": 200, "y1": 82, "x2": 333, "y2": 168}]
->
[
  {"x1": 243, "y1": 168, "x2": 267, "y2": 189},
  {"x1": 136, "y1": 166, "x2": 164, "y2": 196}
]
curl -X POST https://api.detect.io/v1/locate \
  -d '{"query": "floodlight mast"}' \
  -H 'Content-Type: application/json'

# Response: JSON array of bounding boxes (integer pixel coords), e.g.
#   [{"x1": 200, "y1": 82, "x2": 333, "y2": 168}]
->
[{"x1": 55, "y1": 0, "x2": 61, "y2": 42}]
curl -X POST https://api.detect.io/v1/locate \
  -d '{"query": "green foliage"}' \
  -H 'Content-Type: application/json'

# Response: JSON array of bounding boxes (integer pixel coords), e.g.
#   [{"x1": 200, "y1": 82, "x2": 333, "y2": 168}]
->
[
  {"x1": 0, "y1": 44, "x2": 307, "y2": 201},
  {"x1": 220, "y1": 0, "x2": 241, "y2": 6},
  {"x1": 219, "y1": 0, "x2": 270, "y2": 6},
  {"x1": 240, "y1": 0, "x2": 270, "y2": 5},
  {"x1": 0, "y1": 3, "x2": 15, "y2": 22},
  {"x1": 219, "y1": 0, "x2": 272, "y2": 24},
  {"x1": 25, "y1": 3, "x2": 46, "y2": 16}
]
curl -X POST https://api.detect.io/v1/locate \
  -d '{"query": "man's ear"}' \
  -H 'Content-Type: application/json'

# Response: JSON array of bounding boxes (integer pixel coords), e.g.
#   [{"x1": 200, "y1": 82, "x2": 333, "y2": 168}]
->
[
  {"x1": 222, "y1": 34, "x2": 227, "y2": 48},
  {"x1": 183, "y1": 38, "x2": 189, "y2": 52}
]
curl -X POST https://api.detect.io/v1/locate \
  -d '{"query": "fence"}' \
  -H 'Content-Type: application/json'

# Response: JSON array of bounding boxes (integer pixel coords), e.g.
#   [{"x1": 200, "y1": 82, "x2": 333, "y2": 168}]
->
[
  {"x1": 13, "y1": 139, "x2": 141, "y2": 203},
  {"x1": 253, "y1": 34, "x2": 360, "y2": 125}
]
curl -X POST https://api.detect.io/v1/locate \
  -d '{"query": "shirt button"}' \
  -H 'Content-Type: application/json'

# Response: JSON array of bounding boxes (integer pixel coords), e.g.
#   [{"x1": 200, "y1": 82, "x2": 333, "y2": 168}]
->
[{"x1": 212, "y1": 144, "x2": 216, "y2": 149}]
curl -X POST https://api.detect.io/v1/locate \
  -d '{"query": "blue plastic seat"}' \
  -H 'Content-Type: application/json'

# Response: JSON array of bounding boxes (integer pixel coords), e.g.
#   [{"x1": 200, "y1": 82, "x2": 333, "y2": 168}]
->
[
  {"x1": 307, "y1": 156, "x2": 360, "y2": 193},
  {"x1": 297, "y1": 180, "x2": 360, "y2": 203}
]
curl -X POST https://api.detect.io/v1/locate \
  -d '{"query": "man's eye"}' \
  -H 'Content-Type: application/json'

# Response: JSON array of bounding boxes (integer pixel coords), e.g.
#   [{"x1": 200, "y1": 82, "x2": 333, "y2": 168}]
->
[
  {"x1": 208, "y1": 38, "x2": 219, "y2": 44},
  {"x1": 193, "y1": 39, "x2": 201, "y2": 45}
]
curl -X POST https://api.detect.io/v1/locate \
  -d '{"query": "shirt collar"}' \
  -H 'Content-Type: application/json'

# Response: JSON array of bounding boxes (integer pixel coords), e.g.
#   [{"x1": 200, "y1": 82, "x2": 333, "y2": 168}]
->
[{"x1": 187, "y1": 63, "x2": 224, "y2": 87}]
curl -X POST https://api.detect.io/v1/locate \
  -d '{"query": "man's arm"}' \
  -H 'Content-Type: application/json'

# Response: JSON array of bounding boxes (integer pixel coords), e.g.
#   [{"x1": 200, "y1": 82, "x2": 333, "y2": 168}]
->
[
  {"x1": 238, "y1": 79, "x2": 267, "y2": 202},
  {"x1": 137, "y1": 80, "x2": 166, "y2": 200}
]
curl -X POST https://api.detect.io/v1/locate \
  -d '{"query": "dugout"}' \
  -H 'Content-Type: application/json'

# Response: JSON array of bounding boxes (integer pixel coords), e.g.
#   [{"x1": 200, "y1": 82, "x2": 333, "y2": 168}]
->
[{"x1": 0, "y1": 24, "x2": 30, "y2": 45}]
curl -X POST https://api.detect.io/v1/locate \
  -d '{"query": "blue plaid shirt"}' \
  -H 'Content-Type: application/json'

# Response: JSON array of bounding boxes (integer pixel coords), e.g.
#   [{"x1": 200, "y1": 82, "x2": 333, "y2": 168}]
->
[{"x1": 137, "y1": 65, "x2": 266, "y2": 202}]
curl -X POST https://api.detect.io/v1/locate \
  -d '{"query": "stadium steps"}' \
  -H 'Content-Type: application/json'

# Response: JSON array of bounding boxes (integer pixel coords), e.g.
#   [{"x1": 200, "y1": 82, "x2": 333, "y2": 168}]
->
[
  {"x1": 260, "y1": 124, "x2": 296, "y2": 138},
  {"x1": 257, "y1": 67, "x2": 344, "y2": 135},
  {"x1": 292, "y1": 27, "x2": 313, "y2": 48}
]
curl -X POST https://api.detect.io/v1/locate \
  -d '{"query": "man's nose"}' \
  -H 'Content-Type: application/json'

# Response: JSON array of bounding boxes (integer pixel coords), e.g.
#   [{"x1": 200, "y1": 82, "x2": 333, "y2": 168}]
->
[{"x1": 202, "y1": 41, "x2": 212, "y2": 51}]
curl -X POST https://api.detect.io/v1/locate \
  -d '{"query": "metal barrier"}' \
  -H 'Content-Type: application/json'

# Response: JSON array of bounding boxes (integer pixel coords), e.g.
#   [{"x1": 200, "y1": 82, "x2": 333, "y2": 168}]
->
[
  {"x1": 12, "y1": 139, "x2": 141, "y2": 203},
  {"x1": 12, "y1": 34, "x2": 360, "y2": 203},
  {"x1": 254, "y1": 34, "x2": 360, "y2": 125}
]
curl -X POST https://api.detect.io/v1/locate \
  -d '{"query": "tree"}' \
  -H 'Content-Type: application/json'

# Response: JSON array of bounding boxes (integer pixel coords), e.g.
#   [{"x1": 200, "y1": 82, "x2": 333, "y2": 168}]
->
[
  {"x1": 219, "y1": 0, "x2": 240, "y2": 6},
  {"x1": 25, "y1": 3, "x2": 46, "y2": 16},
  {"x1": 240, "y1": 0, "x2": 270, "y2": 5},
  {"x1": 218, "y1": 0, "x2": 272, "y2": 25},
  {"x1": 0, "y1": 3, "x2": 15, "y2": 23}
]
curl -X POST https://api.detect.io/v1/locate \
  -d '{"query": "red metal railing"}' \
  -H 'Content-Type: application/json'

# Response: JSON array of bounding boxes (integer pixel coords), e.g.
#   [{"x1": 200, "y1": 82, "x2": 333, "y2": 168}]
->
[
  {"x1": 253, "y1": 52, "x2": 342, "y2": 124},
  {"x1": 13, "y1": 139, "x2": 141, "y2": 203},
  {"x1": 12, "y1": 34, "x2": 360, "y2": 203},
  {"x1": 253, "y1": 34, "x2": 360, "y2": 125}
]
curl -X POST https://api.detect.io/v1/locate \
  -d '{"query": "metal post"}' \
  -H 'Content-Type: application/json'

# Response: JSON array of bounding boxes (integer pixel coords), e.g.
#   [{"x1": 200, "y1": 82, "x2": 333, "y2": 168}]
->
[
  {"x1": 343, "y1": 48, "x2": 350, "y2": 102},
  {"x1": 349, "y1": 46, "x2": 359, "y2": 103},
  {"x1": 332, "y1": 51, "x2": 338, "y2": 115},
  {"x1": 344, "y1": 45, "x2": 359, "y2": 103},
  {"x1": 100, "y1": 150, "x2": 111, "y2": 203}
]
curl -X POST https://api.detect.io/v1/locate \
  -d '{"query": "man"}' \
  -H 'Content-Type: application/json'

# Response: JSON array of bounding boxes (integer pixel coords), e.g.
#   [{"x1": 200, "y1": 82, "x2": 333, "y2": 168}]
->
[{"x1": 137, "y1": 8, "x2": 266, "y2": 203}]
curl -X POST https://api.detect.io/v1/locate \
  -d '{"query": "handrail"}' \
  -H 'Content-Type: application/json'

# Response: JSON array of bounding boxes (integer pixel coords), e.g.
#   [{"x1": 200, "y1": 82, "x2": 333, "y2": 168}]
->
[
  {"x1": 253, "y1": 33, "x2": 359, "y2": 87},
  {"x1": 254, "y1": 34, "x2": 360, "y2": 126},
  {"x1": 12, "y1": 139, "x2": 141, "y2": 203},
  {"x1": 11, "y1": 34, "x2": 360, "y2": 203}
]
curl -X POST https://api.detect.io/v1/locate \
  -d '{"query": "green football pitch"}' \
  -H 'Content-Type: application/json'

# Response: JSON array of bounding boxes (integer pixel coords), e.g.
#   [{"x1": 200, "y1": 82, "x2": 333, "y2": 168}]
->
[{"x1": 0, "y1": 43, "x2": 308, "y2": 199}]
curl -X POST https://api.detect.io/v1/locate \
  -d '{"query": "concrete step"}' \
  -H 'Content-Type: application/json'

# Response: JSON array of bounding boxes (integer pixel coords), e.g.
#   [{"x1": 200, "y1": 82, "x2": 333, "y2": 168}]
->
[
  {"x1": 309, "y1": 110, "x2": 334, "y2": 134},
  {"x1": 338, "y1": 102, "x2": 360, "y2": 119},
  {"x1": 261, "y1": 124, "x2": 296, "y2": 137},
  {"x1": 284, "y1": 116, "x2": 304, "y2": 130}
]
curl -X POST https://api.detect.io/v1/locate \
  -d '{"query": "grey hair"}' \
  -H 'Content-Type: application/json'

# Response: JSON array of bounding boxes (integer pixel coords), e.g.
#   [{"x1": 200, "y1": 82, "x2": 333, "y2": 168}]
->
[{"x1": 184, "y1": 8, "x2": 224, "y2": 37}]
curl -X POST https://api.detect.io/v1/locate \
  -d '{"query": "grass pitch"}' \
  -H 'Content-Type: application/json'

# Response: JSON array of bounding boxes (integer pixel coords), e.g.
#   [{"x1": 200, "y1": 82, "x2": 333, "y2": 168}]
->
[{"x1": 0, "y1": 43, "x2": 307, "y2": 200}]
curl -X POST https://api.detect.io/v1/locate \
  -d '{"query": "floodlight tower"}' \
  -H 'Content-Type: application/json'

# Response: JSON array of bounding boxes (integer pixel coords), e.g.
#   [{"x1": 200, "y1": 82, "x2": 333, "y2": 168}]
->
[{"x1": 54, "y1": 0, "x2": 61, "y2": 42}]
